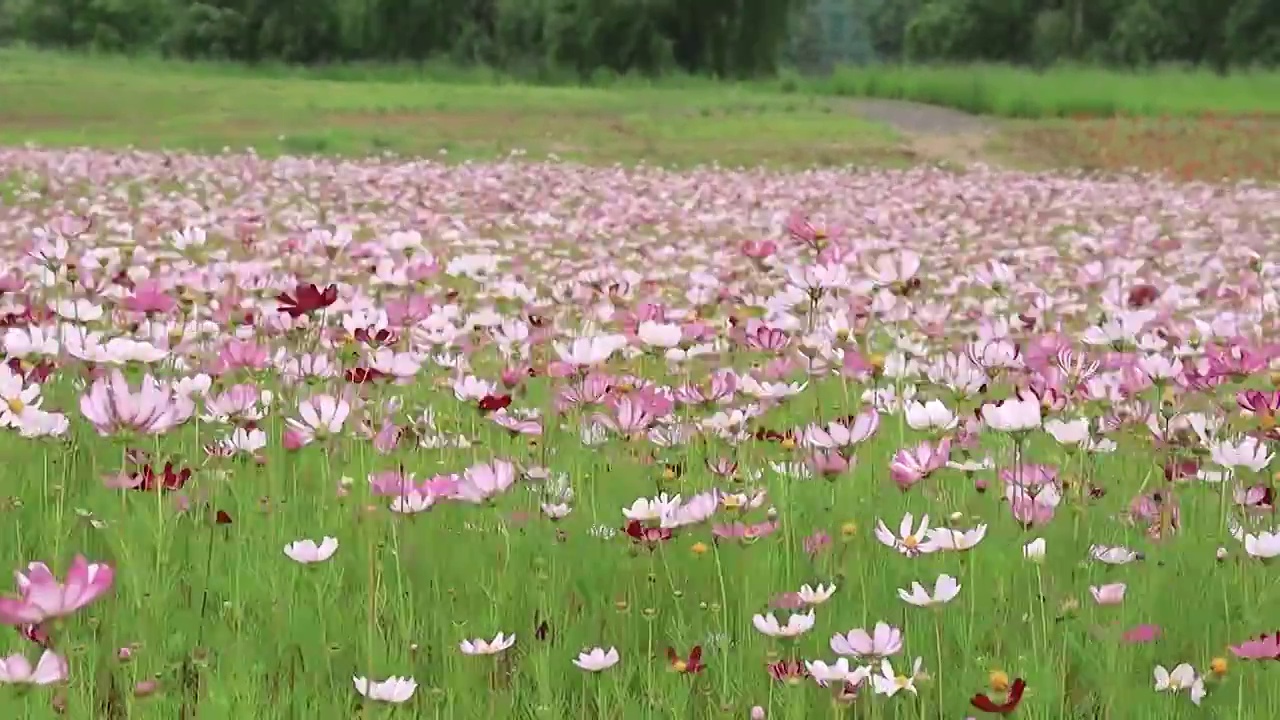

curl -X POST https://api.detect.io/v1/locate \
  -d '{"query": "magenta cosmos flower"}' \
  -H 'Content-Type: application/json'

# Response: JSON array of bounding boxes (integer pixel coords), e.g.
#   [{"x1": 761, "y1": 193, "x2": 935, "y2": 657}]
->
[
  {"x1": 0, "y1": 555, "x2": 115, "y2": 625},
  {"x1": 1230, "y1": 632, "x2": 1280, "y2": 660}
]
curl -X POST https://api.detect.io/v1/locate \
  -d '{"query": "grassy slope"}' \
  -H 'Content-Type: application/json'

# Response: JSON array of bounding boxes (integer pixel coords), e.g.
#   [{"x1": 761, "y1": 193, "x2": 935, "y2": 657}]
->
[{"x1": 0, "y1": 50, "x2": 906, "y2": 168}]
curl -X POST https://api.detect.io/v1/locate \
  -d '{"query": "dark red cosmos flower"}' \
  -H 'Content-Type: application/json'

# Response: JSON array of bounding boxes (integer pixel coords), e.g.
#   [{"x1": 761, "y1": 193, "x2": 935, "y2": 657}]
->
[
  {"x1": 7, "y1": 357, "x2": 55, "y2": 384},
  {"x1": 623, "y1": 520, "x2": 672, "y2": 547},
  {"x1": 478, "y1": 394, "x2": 513, "y2": 413},
  {"x1": 971, "y1": 677, "x2": 1027, "y2": 714},
  {"x1": 214, "y1": 509, "x2": 233, "y2": 526},
  {"x1": 344, "y1": 367, "x2": 386, "y2": 384},
  {"x1": 0, "y1": 311, "x2": 29, "y2": 328},
  {"x1": 276, "y1": 283, "x2": 338, "y2": 318},
  {"x1": 667, "y1": 646, "x2": 705, "y2": 673},
  {"x1": 752, "y1": 428, "x2": 796, "y2": 444},
  {"x1": 1126, "y1": 284, "x2": 1161, "y2": 309},
  {"x1": 766, "y1": 659, "x2": 809, "y2": 684},
  {"x1": 354, "y1": 327, "x2": 398, "y2": 347},
  {"x1": 19, "y1": 623, "x2": 50, "y2": 649},
  {"x1": 534, "y1": 617, "x2": 551, "y2": 642},
  {"x1": 133, "y1": 462, "x2": 192, "y2": 492},
  {"x1": 1164, "y1": 458, "x2": 1199, "y2": 483}
]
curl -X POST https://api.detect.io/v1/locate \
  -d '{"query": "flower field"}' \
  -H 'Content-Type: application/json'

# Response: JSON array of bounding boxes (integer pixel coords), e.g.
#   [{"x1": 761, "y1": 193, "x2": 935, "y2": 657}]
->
[{"x1": 0, "y1": 147, "x2": 1279, "y2": 719}]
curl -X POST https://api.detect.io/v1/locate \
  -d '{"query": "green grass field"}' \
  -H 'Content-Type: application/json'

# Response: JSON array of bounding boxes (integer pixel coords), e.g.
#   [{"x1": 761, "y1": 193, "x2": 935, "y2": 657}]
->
[
  {"x1": 0, "y1": 49, "x2": 906, "y2": 168},
  {"x1": 810, "y1": 64, "x2": 1280, "y2": 118},
  {"x1": 0, "y1": 48, "x2": 1277, "y2": 178}
]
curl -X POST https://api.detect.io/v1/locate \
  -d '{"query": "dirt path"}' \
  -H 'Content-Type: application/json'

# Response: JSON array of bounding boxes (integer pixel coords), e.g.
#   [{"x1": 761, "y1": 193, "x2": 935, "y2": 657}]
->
[{"x1": 840, "y1": 98, "x2": 1003, "y2": 168}]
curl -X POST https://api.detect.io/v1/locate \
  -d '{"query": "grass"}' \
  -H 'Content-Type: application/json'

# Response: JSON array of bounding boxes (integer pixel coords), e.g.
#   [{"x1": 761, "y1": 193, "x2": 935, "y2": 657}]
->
[
  {"x1": 812, "y1": 64, "x2": 1280, "y2": 118},
  {"x1": 0, "y1": 48, "x2": 907, "y2": 168},
  {"x1": 0, "y1": 47, "x2": 1277, "y2": 179}
]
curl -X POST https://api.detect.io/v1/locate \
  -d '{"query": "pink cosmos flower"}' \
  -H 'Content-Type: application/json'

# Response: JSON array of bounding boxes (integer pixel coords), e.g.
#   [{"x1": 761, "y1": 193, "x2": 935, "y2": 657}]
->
[
  {"x1": 454, "y1": 460, "x2": 517, "y2": 503},
  {"x1": 0, "y1": 650, "x2": 67, "y2": 685},
  {"x1": 122, "y1": 279, "x2": 177, "y2": 315},
  {"x1": 741, "y1": 240, "x2": 777, "y2": 259},
  {"x1": 712, "y1": 520, "x2": 779, "y2": 541},
  {"x1": 79, "y1": 370, "x2": 195, "y2": 435},
  {"x1": 1120, "y1": 623, "x2": 1160, "y2": 644},
  {"x1": 0, "y1": 555, "x2": 115, "y2": 625},
  {"x1": 285, "y1": 394, "x2": 351, "y2": 445},
  {"x1": 889, "y1": 438, "x2": 952, "y2": 490},
  {"x1": 213, "y1": 339, "x2": 270, "y2": 373},
  {"x1": 808, "y1": 450, "x2": 851, "y2": 479},
  {"x1": 1089, "y1": 583, "x2": 1126, "y2": 605},
  {"x1": 802, "y1": 410, "x2": 880, "y2": 449},
  {"x1": 1009, "y1": 491, "x2": 1057, "y2": 527},
  {"x1": 594, "y1": 395, "x2": 654, "y2": 435},
  {"x1": 490, "y1": 409, "x2": 542, "y2": 435}
]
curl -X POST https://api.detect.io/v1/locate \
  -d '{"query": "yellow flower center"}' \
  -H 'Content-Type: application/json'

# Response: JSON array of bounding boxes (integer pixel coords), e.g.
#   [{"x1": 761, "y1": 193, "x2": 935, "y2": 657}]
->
[
  {"x1": 989, "y1": 670, "x2": 1010, "y2": 692},
  {"x1": 895, "y1": 675, "x2": 911, "y2": 688},
  {"x1": 1210, "y1": 657, "x2": 1228, "y2": 675},
  {"x1": 902, "y1": 535, "x2": 919, "y2": 550},
  {"x1": 780, "y1": 438, "x2": 796, "y2": 450},
  {"x1": 721, "y1": 496, "x2": 743, "y2": 510},
  {"x1": 661, "y1": 467, "x2": 677, "y2": 480},
  {"x1": 672, "y1": 660, "x2": 688, "y2": 672},
  {"x1": 690, "y1": 542, "x2": 708, "y2": 555},
  {"x1": 6, "y1": 397, "x2": 24, "y2": 414},
  {"x1": 1262, "y1": 414, "x2": 1277, "y2": 430}
]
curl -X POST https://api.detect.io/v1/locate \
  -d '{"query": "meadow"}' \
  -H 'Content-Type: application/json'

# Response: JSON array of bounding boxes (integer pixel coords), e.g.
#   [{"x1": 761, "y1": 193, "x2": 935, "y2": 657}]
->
[
  {"x1": 0, "y1": 52, "x2": 1279, "y2": 720},
  {"x1": 0, "y1": 49, "x2": 1278, "y2": 179}
]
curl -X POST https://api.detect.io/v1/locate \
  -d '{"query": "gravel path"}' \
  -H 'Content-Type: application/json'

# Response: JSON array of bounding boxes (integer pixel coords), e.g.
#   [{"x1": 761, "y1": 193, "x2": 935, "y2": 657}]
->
[
  {"x1": 835, "y1": 98, "x2": 1001, "y2": 167},
  {"x1": 845, "y1": 98, "x2": 995, "y2": 136}
]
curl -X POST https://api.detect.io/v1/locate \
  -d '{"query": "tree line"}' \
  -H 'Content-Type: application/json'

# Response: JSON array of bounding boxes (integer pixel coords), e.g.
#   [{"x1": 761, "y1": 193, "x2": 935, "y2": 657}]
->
[{"x1": 0, "y1": 0, "x2": 1275, "y2": 77}]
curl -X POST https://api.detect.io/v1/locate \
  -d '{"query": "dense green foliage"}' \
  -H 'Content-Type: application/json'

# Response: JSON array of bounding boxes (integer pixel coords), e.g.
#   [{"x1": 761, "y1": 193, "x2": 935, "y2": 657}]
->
[{"x1": 0, "y1": 0, "x2": 1275, "y2": 76}]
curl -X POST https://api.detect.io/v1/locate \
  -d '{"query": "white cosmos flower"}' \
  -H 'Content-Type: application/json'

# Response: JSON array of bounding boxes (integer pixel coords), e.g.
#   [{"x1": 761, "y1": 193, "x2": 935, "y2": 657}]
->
[
  {"x1": 1243, "y1": 531, "x2": 1280, "y2": 558},
  {"x1": 573, "y1": 647, "x2": 620, "y2": 672},
  {"x1": 1089, "y1": 544, "x2": 1142, "y2": 565},
  {"x1": 897, "y1": 574, "x2": 961, "y2": 607},
  {"x1": 871, "y1": 657, "x2": 923, "y2": 696},
  {"x1": 797, "y1": 583, "x2": 837, "y2": 605},
  {"x1": 1153, "y1": 664, "x2": 1205, "y2": 705},
  {"x1": 874, "y1": 513, "x2": 936, "y2": 557},
  {"x1": 459, "y1": 632, "x2": 516, "y2": 655},
  {"x1": 1022, "y1": 538, "x2": 1046, "y2": 562},
  {"x1": 637, "y1": 321, "x2": 683, "y2": 348},
  {"x1": 353, "y1": 675, "x2": 417, "y2": 703},
  {"x1": 283, "y1": 537, "x2": 339, "y2": 564},
  {"x1": 922, "y1": 524, "x2": 987, "y2": 552},
  {"x1": 752, "y1": 610, "x2": 816, "y2": 638},
  {"x1": 904, "y1": 399, "x2": 957, "y2": 431},
  {"x1": 1210, "y1": 436, "x2": 1273, "y2": 473}
]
